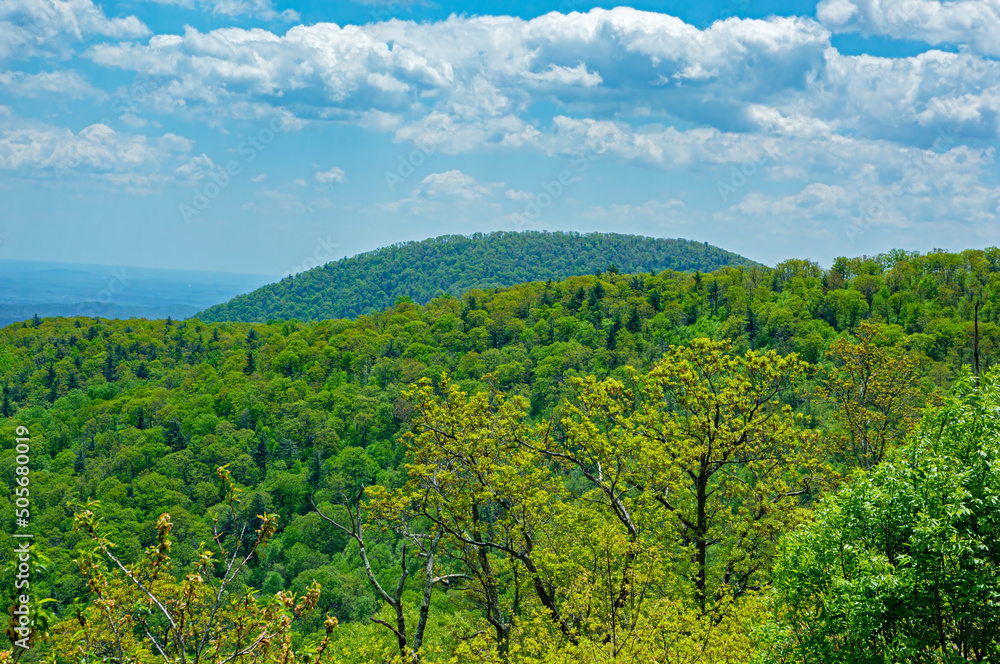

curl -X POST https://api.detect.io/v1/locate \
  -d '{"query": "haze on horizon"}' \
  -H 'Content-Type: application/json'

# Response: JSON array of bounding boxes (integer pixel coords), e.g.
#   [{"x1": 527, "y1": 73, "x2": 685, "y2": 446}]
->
[{"x1": 2, "y1": 0, "x2": 999, "y2": 275}]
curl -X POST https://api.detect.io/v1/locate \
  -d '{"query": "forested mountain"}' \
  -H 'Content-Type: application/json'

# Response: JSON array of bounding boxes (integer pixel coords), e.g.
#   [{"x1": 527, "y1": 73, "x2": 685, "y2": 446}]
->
[
  {"x1": 3, "y1": 247, "x2": 1000, "y2": 662},
  {"x1": 196, "y1": 231, "x2": 762, "y2": 322}
]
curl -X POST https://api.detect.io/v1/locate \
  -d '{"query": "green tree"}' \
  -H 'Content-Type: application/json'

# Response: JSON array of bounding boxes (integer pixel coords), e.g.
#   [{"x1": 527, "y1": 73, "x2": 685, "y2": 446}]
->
[
  {"x1": 820, "y1": 322, "x2": 923, "y2": 472},
  {"x1": 47, "y1": 467, "x2": 334, "y2": 663},
  {"x1": 765, "y1": 369, "x2": 1000, "y2": 663}
]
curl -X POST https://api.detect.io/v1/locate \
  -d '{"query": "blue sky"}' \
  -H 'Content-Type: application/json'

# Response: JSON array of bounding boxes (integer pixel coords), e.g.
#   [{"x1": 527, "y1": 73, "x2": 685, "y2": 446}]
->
[{"x1": 1, "y1": 0, "x2": 999, "y2": 275}]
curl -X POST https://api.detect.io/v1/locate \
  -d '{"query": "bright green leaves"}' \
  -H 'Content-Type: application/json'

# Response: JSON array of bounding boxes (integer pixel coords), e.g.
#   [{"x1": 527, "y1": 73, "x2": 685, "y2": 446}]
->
[
  {"x1": 820, "y1": 321, "x2": 924, "y2": 473},
  {"x1": 766, "y1": 369, "x2": 1000, "y2": 663},
  {"x1": 389, "y1": 340, "x2": 820, "y2": 661}
]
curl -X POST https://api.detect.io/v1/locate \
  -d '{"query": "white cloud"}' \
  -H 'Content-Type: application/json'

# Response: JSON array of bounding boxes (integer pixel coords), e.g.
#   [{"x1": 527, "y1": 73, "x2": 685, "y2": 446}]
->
[
  {"x1": 0, "y1": 70, "x2": 108, "y2": 99},
  {"x1": 0, "y1": 118, "x2": 191, "y2": 194},
  {"x1": 84, "y1": 9, "x2": 831, "y2": 139},
  {"x1": 315, "y1": 166, "x2": 345, "y2": 183},
  {"x1": 413, "y1": 170, "x2": 494, "y2": 201},
  {"x1": 252, "y1": 172, "x2": 267, "y2": 182},
  {"x1": 157, "y1": 133, "x2": 193, "y2": 152},
  {"x1": 137, "y1": 0, "x2": 299, "y2": 22},
  {"x1": 717, "y1": 141, "x2": 1000, "y2": 243},
  {"x1": 379, "y1": 169, "x2": 503, "y2": 218},
  {"x1": 817, "y1": 0, "x2": 1000, "y2": 55},
  {"x1": 3, "y1": 5, "x2": 1000, "y2": 237},
  {"x1": 81, "y1": 7, "x2": 1000, "y2": 161},
  {"x1": 0, "y1": 0, "x2": 149, "y2": 61},
  {"x1": 523, "y1": 63, "x2": 603, "y2": 88},
  {"x1": 505, "y1": 188, "x2": 535, "y2": 201},
  {"x1": 0, "y1": 124, "x2": 143, "y2": 171},
  {"x1": 175, "y1": 153, "x2": 216, "y2": 183}
]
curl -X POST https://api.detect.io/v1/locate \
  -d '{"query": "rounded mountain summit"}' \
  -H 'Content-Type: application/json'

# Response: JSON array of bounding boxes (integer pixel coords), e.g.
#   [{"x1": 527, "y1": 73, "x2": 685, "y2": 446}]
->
[{"x1": 196, "y1": 231, "x2": 763, "y2": 323}]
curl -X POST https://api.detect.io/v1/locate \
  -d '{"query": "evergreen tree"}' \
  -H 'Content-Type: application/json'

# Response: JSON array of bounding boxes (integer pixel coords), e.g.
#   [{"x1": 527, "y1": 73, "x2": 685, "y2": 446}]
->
[
  {"x1": 309, "y1": 450, "x2": 323, "y2": 488},
  {"x1": 626, "y1": 306, "x2": 641, "y2": 333},
  {"x1": 709, "y1": 280, "x2": 721, "y2": 316},
  {"x1": 606, "y1": 315, "x2": 622, "y2": 351},
  {"x1": 592, "y1": 280, "x2": 605, "y2": 302},
  {"x1": 244, "y1": 351, "x2": 256, "y2": 375},
  {"x1": 2, "y1": 389, "x2": 11, "y2": 418},
  {"x1": 164, "y1": 419, "x2": 187, "y2": 451},
  {"x1": 251, "y1": 434, "x2": 269, "y2": 470},
  {"x1": 103, "y1": 347, "x2": 116, "y2": 382},
  {"x1": 278, "y1": 437, "x2": 299, "y2": 465},
  {"x1": 135, "y1": 362, "x2": 149, "y2": 379},
  {"x1": 649, "y1": 288, "x2": 662, "y2": 312}
]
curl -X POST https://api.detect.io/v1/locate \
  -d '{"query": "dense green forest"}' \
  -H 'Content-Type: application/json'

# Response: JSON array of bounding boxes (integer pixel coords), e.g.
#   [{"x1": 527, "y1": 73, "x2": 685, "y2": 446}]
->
[
  {"x1": 3, "y1": 246, "x2": 1000, "y2": 662},
  {"x1": 196, "y1": 231, "x2": 762, "y2": 322}
]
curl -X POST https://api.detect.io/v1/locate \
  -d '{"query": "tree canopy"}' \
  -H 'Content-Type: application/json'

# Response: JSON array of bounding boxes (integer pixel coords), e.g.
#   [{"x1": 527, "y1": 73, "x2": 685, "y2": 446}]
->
[
  {"x1": 1, "y1": 246, "x2": 999, "y2": 661},
  {"x1": 196, "y1": 231, "x2": 761, "y2": 322}
]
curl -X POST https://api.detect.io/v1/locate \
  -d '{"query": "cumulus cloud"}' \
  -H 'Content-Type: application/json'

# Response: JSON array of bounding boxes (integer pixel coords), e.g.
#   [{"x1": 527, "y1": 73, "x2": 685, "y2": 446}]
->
[
  {"x1": 175, "y1": 153, "x2": 216, "y2": 183},
  {"x1": 412, "y1": 170, "x2": 494, "y2": 201},
  {"x1": 4, "y1": 5, "x2": 1000, "y2": 239},
  {"x1": 380, "y1": 169, "x2": 503, "y2": 218},
  {"x1": 0, "y1": 0, "x2": 149, "y2": 61},
  {"x1": 79, "y1": 7, "x2": 1000, "y2": 162},
  {"x1": 315, "y1": 166, "x2": 345, "y2": 183},
  {"x1": 0, "y1": 117, "x2": 192, "y2": 194},
  {"x1": 0, "y1": 70, "x2": 108, "y2": 99},
  {"x1": 817, "y1": 0, "x2": 1000, "y2": 56},
  {"x1": 137, "y1": 0, "x2": 299, "y2": 22},
  {"x1": 718, "y1": 141, "x2": 1000, "y2": 243},
  {"x1": 505, "y1": 188, "x2": 535, "y2": 201},
  {"x1": 0, "y1": 123, "x2": 152, "y2": 171},
  {"x1": 84, "y1": 9, "x2": 830, "y2": 140}
]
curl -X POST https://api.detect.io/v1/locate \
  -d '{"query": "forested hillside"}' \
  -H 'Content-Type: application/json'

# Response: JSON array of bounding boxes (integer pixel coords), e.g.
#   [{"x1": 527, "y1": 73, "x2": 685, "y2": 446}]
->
[
  {"x1": 3, "y1": 247, "x2": 1000, "y2": 662},
  {"x1": 196, "y1": 231, "x2": 762, "y2": 322}
]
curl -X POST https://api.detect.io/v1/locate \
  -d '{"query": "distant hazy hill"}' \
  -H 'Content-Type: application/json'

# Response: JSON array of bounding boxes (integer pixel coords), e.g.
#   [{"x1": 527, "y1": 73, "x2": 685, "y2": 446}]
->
[
  {"x1": 0, "y1": 260, "x2": 274, "y2": 327},
  {"x1": 197, "y1": 231, "x2": 763, "y2": 322}
]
